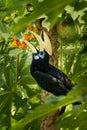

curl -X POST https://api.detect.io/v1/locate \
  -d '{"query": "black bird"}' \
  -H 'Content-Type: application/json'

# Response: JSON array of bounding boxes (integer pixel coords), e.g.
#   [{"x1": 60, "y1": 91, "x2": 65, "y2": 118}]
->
[{"x1": 24, "y1": 31, "x2": 73, "y2": 96}]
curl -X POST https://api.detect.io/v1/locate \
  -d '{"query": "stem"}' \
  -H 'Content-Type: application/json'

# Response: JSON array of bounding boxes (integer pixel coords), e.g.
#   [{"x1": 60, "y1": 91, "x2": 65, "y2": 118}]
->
[
  {"x1": 8, "y1": 54, "x2": 19, "y2": 129},
  {"x1": 8, "y1": 95, "x2": 12, "y2": 130},
  {"x1": 60, "y1": 39, "x2": 63, "y2": 70},
  {"x1": 16, "y1": 54, "x2": 19, "y2": 85}
]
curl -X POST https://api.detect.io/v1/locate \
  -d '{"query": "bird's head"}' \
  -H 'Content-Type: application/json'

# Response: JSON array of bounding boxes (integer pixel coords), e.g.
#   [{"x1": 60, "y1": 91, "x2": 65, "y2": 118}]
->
[{"x1": 24, "y1": 31, "x2": 52, "y2": 72}]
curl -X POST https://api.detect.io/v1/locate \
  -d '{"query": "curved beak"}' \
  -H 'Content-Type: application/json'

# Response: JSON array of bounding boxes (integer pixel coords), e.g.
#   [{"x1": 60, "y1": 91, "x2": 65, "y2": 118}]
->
[
  {"x1": 24, "y1": 40, "x2": 37, "y2": 53},
  {"x1": 41, "y1": 31, "x2": 52, "y2": 56},
  {"x1": 30, "y1": 31, "x2": 52, "y2": 56}
]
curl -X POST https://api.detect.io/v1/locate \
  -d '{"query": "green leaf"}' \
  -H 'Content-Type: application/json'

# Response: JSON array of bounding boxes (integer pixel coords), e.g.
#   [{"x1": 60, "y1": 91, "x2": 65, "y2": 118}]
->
[
  {"x1": 0, "y1": 90, "x2": 10, "y2": 97},
  {"x1": 71, "y1": 67, "x2": 87, "y2": 81},
  {"x1": 5, "y1": 0, "x2": 29, "y2": 15},
  {"x1": 20, "y1": 75, "x2": 35, "y2": 85},
  {"x1": 0, "y1": 22, "x2": 7, "y2": 33},
  {"x1": 4, "y1": 66, "x2": 11, "y2": 88},
  {"x1": 11, "y1": 94, "x2": 81, "y2": 129},
  {"x1": 57, "y1": 105, "x2": 87, "y2": 130},
  {"x1": 45, "y1": 95, "x2": 65, "y2": 104},
  {"x1": 82, "y1": 12, "x2": 87, "y2": 26},
  {"x1": 23, "y1": 85, "x2": 37, "y2": 97},
  {"x1": 9, "y1": 48, "x2": 23, "y2": 56},
  {"x1": 9, "y1": 0, "x2": 74, "y2": 33},
  {"x1": 0, "y1": 95, "x2": 10, "y2": 112},
  {"x1": 65, "y1": 52, "x2": 76, "y2": 75},
  {"x1": 74, "y1": 72, "x2": 87, "y2": 86},
  {"x1": 74, "y1": 1, "x2": 87, "y2": 11},
  {"x1": 42, "y1": 5, "x2": 66, "y2": 30}
]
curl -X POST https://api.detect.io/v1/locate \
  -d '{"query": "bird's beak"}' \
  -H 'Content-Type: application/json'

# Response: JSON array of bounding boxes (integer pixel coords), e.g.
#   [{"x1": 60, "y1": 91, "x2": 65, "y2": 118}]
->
[
  {"x1": 30, "y1": 31, "x2": 52, "y2": 56},
  {"x1": 24, "y1": 40, "x2": 37, "y2": 53},
  {"x1": 41, "y1": 31, "x2": 52, "y2": 56}
]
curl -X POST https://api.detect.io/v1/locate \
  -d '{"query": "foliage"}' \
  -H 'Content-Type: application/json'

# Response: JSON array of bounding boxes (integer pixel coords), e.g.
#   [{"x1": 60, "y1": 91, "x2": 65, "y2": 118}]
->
[{"x1": 0, "y1": 0, "x2": 87, "y2": 130}]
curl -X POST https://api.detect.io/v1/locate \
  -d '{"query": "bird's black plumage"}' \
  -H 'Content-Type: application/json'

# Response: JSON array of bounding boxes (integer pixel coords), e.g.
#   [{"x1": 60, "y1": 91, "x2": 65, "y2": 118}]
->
[
  {"x1": 23, "y1": 30, "x2": 81, "y2": 117},
  {"x1": 30, "y1": 50, "x2": 73, "y2": 96},
  {"x1": 24, "y1": 31, "x2": 80, "y2": 116}
]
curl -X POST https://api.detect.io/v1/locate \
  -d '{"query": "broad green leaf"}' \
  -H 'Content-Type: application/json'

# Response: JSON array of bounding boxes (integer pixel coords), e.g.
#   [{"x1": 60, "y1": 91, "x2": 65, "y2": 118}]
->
[
  {"x1": 58, "y1": 106, "x2": 87, "y2": 130},
  {"x1": 20, "y1": 75, "x2": 35, "y2": 85},
  {"x1": 9, "y1": 0, "x2": 74, "y2": 33},
  {"x1": 42, "y1": 5, "x2": 67, "y2": 30},
  {"x1": 4, "y1": 0, "x2": 29, "y2": 15},
  {"x1": 11, "y1": 95, "x2": 81, "y2": 129},
  {"x1": 45, "y1": 95, "x2": 65, "y2": 104}
]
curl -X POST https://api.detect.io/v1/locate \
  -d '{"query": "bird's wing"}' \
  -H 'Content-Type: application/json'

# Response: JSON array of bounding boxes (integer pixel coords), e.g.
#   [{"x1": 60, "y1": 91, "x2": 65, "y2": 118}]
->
[
  {"x1": 34, "y1": 71, "x2": 69, "y2": 96},
  {"x1": 49, "y1": 65, "x2": 73, "y2": 90}
]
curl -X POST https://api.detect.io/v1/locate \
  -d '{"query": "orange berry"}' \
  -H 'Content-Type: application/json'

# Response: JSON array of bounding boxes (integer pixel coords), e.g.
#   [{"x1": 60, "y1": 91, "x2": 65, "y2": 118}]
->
[
  {"x1": 27, "y1": 25, "x2": 33, "y2": 31},
  {"x1": 19, "y1": 41, "x2": 27, "y2": 49},
  {"x1": 16, "y1": 39, "x2": 21, "y2": 46},
  {"x1": 24, "y1": 34, "x2": 30, "y2": 40}
]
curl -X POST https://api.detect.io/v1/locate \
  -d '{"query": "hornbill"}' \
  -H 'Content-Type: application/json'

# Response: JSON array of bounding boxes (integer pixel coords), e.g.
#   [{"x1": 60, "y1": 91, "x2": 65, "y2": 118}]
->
[{"x1": 24, "y1": 31, "x2": 74, "y2": 96}]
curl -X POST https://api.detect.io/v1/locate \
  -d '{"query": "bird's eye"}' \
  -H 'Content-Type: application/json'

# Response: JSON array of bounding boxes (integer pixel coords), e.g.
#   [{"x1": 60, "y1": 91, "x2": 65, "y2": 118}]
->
[
  {"x1": 39, "y1": 52, "x2": 45, "y2": 59},
  {"x1": 34, "y1": 55, "x2": 39, "y2": 60}
]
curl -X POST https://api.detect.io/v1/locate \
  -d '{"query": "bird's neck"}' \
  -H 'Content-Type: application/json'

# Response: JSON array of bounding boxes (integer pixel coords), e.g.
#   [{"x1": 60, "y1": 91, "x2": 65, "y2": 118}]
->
[{"x1": 30, "y1": 60, "x2": 49, "y2": 77}]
